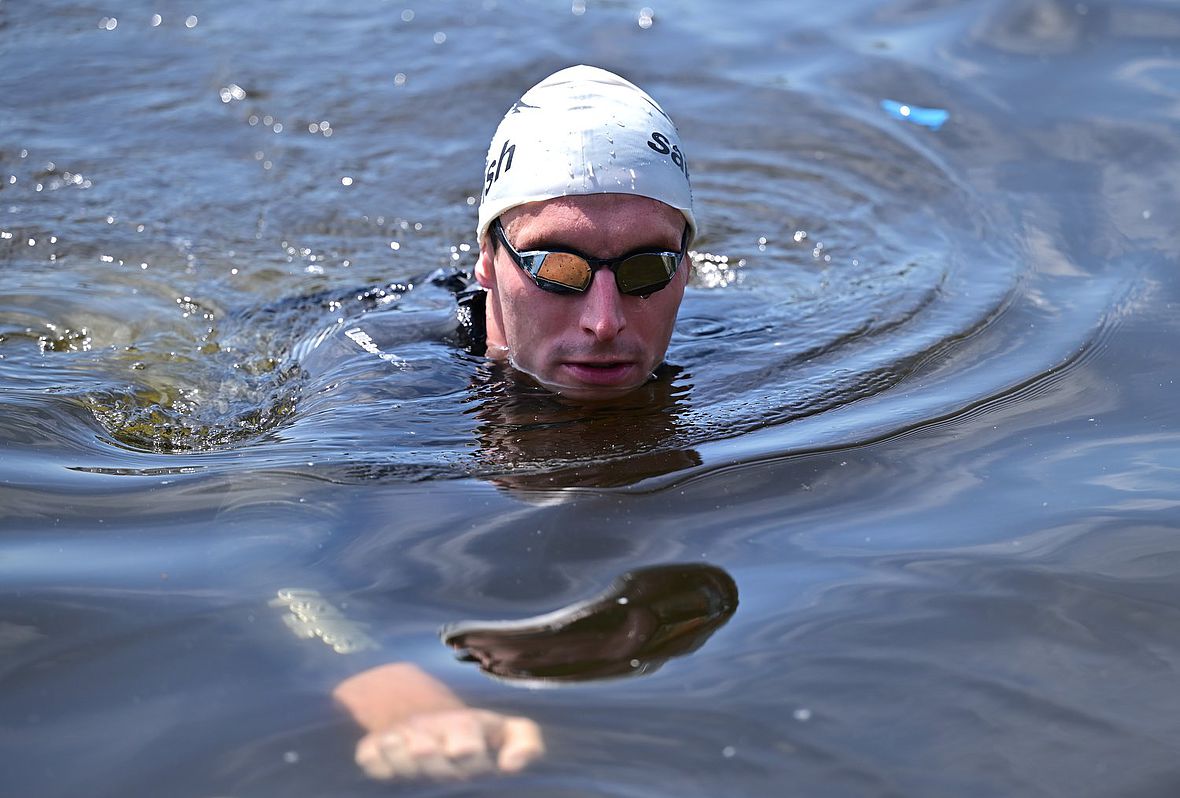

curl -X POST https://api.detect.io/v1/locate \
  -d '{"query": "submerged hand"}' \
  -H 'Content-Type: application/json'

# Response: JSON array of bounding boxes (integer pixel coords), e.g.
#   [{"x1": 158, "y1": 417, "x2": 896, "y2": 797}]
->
[{"x1": 355, "y1": 707, "x2": 543, "y2": 781}]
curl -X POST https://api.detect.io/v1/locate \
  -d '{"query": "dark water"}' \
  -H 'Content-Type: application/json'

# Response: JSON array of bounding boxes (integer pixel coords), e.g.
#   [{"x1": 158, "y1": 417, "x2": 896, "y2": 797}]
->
[{"x1": 3, "y1": 0, "x2": 1180, "y2": 795}]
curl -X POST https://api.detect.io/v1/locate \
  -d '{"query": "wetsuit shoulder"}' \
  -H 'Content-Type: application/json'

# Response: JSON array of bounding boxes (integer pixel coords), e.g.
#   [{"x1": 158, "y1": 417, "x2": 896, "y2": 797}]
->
[{"x1": 454, "y1": 282, "x2": 487, "y2": 356}]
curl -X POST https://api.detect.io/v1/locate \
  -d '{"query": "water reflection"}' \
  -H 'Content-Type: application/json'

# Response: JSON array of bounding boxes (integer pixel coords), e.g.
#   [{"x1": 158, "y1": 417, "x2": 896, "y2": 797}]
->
[
  {"x1": 444, "y1": 563, "x2": 737, "y2": 682},
  {"x1": 465, "y1": 361, "x2": 702, "y2": 490}
]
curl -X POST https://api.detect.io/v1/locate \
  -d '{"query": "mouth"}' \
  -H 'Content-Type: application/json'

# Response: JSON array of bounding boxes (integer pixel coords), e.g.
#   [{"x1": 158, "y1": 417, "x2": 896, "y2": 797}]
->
[{"x1": 561, "y1": 360, "x2": 643, "y2": 388}]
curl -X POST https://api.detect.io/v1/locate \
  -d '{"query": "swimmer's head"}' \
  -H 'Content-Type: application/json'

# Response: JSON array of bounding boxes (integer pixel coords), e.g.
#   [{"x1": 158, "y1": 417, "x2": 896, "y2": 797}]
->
[
  {"x1": 475, "y1": 67, "x2": 697, "y2": 401},
  {"x1": 477, "y1": 65, "x2": 695, "y2": 247}
]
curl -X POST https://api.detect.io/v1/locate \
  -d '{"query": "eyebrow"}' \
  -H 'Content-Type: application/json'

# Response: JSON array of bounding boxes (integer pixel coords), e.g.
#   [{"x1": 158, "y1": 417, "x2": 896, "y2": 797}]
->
[{"x1": 512, "y1": 232, "x2": 682, "y2": 256}]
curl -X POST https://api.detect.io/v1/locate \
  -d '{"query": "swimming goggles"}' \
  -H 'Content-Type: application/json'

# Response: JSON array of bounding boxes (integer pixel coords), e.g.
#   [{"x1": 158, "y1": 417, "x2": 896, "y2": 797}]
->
[{"x1": 492, "y1": 218, "x2": 689, "y2": 296}]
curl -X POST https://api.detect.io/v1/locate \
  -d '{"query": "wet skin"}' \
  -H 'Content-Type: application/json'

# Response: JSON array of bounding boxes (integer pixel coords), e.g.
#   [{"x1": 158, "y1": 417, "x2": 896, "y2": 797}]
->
[{"x1": 476, "y1": 194, "x2": 689, "y2": 401}]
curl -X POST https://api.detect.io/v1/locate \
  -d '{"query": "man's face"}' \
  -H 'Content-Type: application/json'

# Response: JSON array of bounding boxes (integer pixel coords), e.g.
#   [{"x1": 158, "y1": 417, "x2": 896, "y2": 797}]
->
[{"x1": 476, "y1": 194, "x2": 689, "y2": 401}]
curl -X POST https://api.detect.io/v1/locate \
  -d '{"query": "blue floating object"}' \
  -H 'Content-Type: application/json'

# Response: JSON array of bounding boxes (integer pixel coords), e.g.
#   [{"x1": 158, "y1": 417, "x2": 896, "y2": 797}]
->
[{"x1": 881, "y1": 99, "x2": 949, "y2": 131}]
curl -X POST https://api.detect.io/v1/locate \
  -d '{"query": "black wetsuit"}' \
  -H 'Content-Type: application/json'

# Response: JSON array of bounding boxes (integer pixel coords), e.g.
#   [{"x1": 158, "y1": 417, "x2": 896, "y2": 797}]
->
[{"x1": 442, "y1": 272, "x2": 488, "y2": 356}]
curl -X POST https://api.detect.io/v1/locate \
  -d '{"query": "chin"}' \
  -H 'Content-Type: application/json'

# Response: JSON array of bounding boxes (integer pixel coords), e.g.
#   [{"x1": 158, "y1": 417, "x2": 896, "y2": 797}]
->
[
  {"x1": 542, "y1": 374, "x2": 654, "y2": 402},
  {"x1": 557, "y1": 385, "x2": 644, "y2": 402}
]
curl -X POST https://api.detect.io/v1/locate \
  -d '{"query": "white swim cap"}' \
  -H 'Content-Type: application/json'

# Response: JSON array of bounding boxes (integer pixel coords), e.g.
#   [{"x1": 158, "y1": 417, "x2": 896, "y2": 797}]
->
[{"x1": 477, "y1": 65, "x2": 695, "y2": 245}]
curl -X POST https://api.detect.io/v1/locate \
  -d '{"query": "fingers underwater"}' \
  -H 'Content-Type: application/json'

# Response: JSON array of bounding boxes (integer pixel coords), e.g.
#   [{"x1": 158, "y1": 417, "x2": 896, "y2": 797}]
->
[
  {"x1": 354, "y1": 709, "x2": 542, "y2": 782},
  {"x1": 495, "y1": 715, "x2": 546, "y2": 773}
]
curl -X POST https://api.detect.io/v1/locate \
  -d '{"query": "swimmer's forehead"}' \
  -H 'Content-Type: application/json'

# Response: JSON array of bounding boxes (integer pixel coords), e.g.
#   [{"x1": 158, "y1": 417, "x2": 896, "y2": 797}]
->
[{"x1": 501, "y1": 195, "x2": 685, "y2": 255}]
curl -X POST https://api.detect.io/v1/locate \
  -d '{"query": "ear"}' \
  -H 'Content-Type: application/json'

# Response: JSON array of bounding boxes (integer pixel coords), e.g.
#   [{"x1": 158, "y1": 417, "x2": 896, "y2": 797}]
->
[{"x1": 475, "y1": 238, "x2": 496, "y2": 289}]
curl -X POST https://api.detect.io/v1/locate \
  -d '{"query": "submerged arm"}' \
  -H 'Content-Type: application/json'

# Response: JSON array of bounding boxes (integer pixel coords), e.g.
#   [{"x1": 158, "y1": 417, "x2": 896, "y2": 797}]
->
[{"x1": 333, "y1": 662, "x2": 543, "y2": 781}]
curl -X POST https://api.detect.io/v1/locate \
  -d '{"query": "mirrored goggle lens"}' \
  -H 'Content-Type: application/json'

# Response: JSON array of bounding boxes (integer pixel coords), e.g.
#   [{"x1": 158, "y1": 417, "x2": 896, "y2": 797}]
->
[
  {"x1": 614, "y1": 254, "x2": 677, "y2": 295},
  {"x1": 535, "y1": 252, "x2": 592, "y2": 291},
  {"x1": 535, "y1": 252, "x2": 677, "y2": 295}
]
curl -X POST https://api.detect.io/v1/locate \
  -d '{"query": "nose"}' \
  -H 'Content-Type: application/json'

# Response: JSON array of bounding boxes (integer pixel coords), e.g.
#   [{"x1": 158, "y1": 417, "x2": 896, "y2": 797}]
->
[{"x1": 579, "y1": 268, "x2": 627, "y2": 342}]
